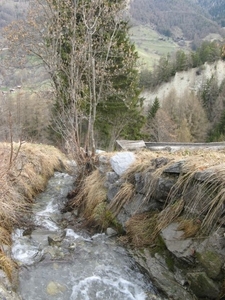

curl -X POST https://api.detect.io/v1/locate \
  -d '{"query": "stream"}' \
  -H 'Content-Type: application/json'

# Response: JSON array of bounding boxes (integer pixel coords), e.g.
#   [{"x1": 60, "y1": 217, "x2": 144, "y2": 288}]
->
[{"x1": 11, "y1": 172, "x2": 164, "y2": 300}]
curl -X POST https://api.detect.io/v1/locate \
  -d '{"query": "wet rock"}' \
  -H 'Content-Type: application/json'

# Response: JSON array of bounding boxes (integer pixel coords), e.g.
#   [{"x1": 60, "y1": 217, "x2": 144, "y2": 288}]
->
[
  {"x1": 0, "y1": 285, "x2": 21, "y2": 300},
  {"x1": 31, "y1": 229, "x2": 52, "y2": 248},
  {"x1": 47, "y1": 230, "x2": 66, "y2": 246},
  {"x1": 110, "y1": 152, "x2": 135, "y2": 176},
  {"x1": 62, "y1": 212, "x2": 74, "y2": 223},
  {"x1": 187, "y1": 272, "x2": 220, "y2": 299},
  {"x1": 46, "y1": 281, "x2": 67, "y2": 296}
]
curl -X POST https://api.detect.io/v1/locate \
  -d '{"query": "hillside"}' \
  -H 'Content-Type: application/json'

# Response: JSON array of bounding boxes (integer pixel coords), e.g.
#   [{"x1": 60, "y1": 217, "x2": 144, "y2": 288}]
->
[
  {"x1": 198, "y1": 0, "x2": 225, "y2": 26},
  {"x1": 129, "y1": 0, "x2": 224, "y2": 41},
  {"x1": 0, "y1": 0, "x2": 28, "y2": 30},
  {"x1": 141, "y1": 60, "x2": 225, "y2": 108}
]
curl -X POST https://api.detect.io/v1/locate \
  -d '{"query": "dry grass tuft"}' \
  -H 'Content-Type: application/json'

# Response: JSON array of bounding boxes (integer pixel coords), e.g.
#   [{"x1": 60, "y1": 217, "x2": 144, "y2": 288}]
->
[
  {"x1": 73, "y1": 170, "x2": 107, "y2": 218},
  {"x1": 107, "y1": 182, "x2": 135, "y2": 217},
  {"x1": 153, "y1": 199, "x2": 184, "y2": 239},
  {"x1": 177, "y1": 218, "x2": 201, "y2": 238},
  {"x1": 0, "y1": 227, "x2": 12, "y2": 247},
  {"x1": 129, "y1": 149, "x2": 225, "y2": 236},
  {"x1": 125, "y1": 212, "x2": 158, "y2": 247},
  {"x1": 0, "y1": 142, "x2": 69, "y2": 229},
  {"x1": 0, "y1": 142, "x2": 69, "y2": 282},
  {"x1": 166, "y1": 152, "x2": 225, "y2": 234},
  {"x1": 0, "y1": 252, "x2": 17, "y2": 283},
  {"x1": 92, "y1": 202, "x2": 115, "y2": 230}
]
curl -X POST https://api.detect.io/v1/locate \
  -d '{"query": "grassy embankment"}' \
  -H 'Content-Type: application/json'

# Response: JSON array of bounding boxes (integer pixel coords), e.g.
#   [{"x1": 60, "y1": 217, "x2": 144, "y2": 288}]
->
[
  {"x1": 0, "y1": 142, "x2": 69, "y2": 283},
  {"x1": 73, "y1": 149, "x2": 225, "y2": 247}
]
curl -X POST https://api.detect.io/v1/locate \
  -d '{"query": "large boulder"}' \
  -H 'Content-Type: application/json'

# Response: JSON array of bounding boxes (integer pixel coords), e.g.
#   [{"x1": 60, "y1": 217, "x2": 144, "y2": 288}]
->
[{"x1": 110, "y1": 152, "x2": 135, "y2": 176}]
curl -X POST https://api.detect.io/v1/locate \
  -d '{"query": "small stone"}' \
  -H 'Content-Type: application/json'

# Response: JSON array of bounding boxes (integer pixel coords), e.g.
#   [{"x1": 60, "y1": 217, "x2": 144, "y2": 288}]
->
[
  {"x1": 106, "y1": 228, "x2": 117, "y2": 237},
  {"x1": 46, "y1": 281, "x2": 66, "y2": 296}
]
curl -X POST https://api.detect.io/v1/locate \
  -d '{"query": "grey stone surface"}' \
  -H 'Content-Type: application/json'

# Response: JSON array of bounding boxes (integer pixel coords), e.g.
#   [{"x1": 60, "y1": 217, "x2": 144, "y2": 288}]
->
[
  {"x1": 134, "y1": 173, "x2": 145, "y2": 194},
  {"x1": 132, "y1": 249, "x2": 197, "y2": 300},
  {"x1": 107, "y1": 185, "x2": 120, "y2": 202},
  {"x1": 105, "y1": 172, "x2": 119, "y2": 184},
  {"x1": 160, "y1": 223, "x2": 195, "y2": 264},
  {"x1": 106, "y1": 227, "x2": 117, "y2": 237},
  {"x1": 187, "y1": 272, "x2": 220, "y2": 299},
  {"x1": 163, "y1": 161, "x2": 185, "y2": 174},
  {"x1": 98, "y1": 155, "x2": 111, "y2": 174},
  {"x1": 110, "y1": 152, "x2": 136, "y2": 176}
]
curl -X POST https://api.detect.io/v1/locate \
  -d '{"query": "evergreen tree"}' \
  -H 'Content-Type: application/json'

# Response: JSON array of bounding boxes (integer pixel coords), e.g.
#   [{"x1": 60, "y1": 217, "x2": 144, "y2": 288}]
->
[
  {"x1": 26, "y1": 0, "x2": 144, "y2": 154},
  {"x1": 148, "y1": 97, "x2": 160, "y2": 121}
]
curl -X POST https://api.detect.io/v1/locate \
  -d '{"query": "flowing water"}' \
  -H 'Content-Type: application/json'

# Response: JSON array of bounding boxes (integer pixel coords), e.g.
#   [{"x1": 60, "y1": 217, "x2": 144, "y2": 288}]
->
[{"x1": 11, "y1": 172, "x2": 163, "y2": 300}]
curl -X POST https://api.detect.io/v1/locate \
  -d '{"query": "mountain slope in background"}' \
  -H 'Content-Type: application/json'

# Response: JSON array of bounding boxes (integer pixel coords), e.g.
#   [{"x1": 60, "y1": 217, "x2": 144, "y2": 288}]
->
[
  {"x1": 129, "y1": 0, "x2": 224, "y2": 41},
  {"x1": 198, "y1": 0, "x2": 225, "y2": 26}
]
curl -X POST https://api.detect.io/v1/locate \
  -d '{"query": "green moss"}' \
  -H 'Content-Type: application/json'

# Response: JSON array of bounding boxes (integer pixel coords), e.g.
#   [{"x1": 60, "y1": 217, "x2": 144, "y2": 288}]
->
[
  {"x1": 196, "y1": 250, "x2": 223, "y2": 279},
  {"x1": 150, "y1": 235, "x2": 167, "y2": 256},
  {"x1": 165, "y1": 252, "x2": 175, "y2": 272},
  {"x1": 93, "y1": 202, "x2": 123, "y2": 233}
]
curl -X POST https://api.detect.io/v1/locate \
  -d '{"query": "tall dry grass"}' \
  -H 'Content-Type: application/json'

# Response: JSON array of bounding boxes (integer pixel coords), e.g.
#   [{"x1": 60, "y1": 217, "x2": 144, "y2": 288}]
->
[
  {"x1": 73, "y1": 149, "x2": 225, "y2": 244},
  {"x1": 0, "y1": 142, "x2": 69, "y2": 283},
  {"x1": 72, "y1": 169, "x2": 107, "y2": 219},
  {"x1": 107, "y1": 149, "x2": 225, "y2": 242}
]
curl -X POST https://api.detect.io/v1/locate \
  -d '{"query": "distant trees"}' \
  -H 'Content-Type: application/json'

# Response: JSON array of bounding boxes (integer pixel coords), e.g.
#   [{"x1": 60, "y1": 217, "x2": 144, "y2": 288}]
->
[
  {"x1": 202, "y1": 78, "x2": 225, "y2": 141},
  {"x1": 146, "y1": 89, "x2": 209, "y2": 143},
  {"x1": 139, "y1": 41, "x2": 222, "y2": 90}
]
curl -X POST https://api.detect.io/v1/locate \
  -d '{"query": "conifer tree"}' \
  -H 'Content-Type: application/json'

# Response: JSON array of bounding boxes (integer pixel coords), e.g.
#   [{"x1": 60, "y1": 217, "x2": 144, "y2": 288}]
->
[{"x1": 4, "y1": 0, "x2": 144, "y2": 156}]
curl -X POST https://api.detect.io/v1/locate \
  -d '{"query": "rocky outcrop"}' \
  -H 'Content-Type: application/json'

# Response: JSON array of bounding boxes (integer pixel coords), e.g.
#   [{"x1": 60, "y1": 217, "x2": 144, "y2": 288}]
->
[{"x1": 97, "y1": 151, "x2": 225, "y2": 300}]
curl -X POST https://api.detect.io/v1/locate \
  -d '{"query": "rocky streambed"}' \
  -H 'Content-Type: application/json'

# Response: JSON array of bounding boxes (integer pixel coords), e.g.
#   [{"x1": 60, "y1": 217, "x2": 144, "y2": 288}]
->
[{"x1": 7, "y1": 171, "x2": 163, "y2": 300}]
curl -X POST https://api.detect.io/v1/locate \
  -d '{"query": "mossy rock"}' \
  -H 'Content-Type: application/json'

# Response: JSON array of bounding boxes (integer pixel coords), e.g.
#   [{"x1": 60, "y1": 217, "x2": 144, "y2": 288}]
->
[
  {"x1": 196, "y1": 250, "x2": 223, "y2": 279},
  {"x1": 187, "y1": 271, "x2": 219, "y2": 299}
]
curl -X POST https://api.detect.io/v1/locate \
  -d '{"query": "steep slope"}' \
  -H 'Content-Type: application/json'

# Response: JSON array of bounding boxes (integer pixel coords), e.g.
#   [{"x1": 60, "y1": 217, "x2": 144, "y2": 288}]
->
[
  {"x1": 0, "y1": 0, "x2": 28, "y2": 30},
  {"x1": 141, "y1": 60, "x2": 225, "y2": 108},
  {"x1": 130, "y1": 0, "x2": 223, "y2": 40},
  {"x1": 198, "y1": 0, "x2": 225, "y2": 26}
]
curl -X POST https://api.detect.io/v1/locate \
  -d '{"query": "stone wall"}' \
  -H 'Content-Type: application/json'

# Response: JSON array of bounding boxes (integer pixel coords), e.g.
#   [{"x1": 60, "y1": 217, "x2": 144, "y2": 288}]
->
[{"x1": 98, "y1": 152, "x2": 225, "y2": 300}]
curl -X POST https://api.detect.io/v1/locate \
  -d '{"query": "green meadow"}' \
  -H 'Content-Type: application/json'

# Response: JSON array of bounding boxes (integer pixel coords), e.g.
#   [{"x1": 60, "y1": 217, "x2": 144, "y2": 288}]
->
[{"x1": 129, "y1": 25, "x2": 179, "y2": 69}]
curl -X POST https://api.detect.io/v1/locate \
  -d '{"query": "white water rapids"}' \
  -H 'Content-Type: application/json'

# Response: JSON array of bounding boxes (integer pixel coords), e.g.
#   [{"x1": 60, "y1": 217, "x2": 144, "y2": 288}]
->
[{"x1": 11, "y1": 172, "x2": 164, "y2": 300}]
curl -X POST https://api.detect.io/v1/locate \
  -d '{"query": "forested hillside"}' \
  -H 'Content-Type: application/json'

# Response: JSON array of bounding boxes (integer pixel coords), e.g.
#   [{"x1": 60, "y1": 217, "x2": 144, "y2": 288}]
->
[
  {"x1": 130, "y1": 0, "x2": 224, "y2": 41},
  {"x1": 0, "y1": 0, "x2": 28, "y2": 30},
  {"x1": 198, "y1": 0, "x2": 225, "y2": 26}
]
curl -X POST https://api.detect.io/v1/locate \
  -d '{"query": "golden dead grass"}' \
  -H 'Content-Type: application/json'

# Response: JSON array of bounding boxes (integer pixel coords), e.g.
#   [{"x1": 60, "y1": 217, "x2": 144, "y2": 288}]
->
[
  {"x1": 126, "y1": 149, "x2": 225, "y2": 236},
  {"x1": 107, "y1": 182, "x2": 135, "y2": 217},
  {"x1": 75, "y1": 149, "x2": 225, "y2": 241},
  {"x1": 0, "y1": 142, "x2": 69, "y2": 282},
  {"x1": 73, "y1": 170, "x2": 107, "y2": 219},
  {"x1": 177, "y1": 218, "x2": 201, "y2": 238},
  {"x1": 0, "y1": 252, "x2": 18, "y2": 283},
  {"x1": 125, "y1": 212, "x2": 159, "y2": 247}
]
